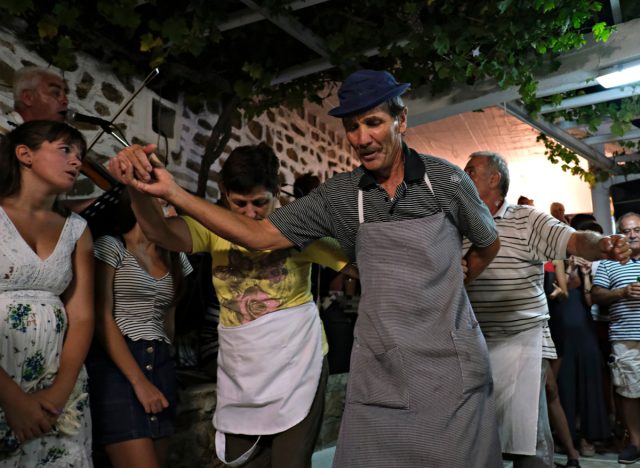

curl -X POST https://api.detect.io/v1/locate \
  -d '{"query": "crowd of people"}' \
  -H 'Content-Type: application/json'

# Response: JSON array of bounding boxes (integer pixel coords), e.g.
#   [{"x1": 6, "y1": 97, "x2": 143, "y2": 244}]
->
[{"x1": 0, "y1": 65, "x2": 637, "y2": 468}]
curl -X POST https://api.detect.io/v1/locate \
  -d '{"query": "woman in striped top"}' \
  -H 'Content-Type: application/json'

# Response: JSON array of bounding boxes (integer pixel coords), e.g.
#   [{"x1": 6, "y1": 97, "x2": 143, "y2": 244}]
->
[{"x1": 86, "y1": 192, "x2": 191, "y2": 468}]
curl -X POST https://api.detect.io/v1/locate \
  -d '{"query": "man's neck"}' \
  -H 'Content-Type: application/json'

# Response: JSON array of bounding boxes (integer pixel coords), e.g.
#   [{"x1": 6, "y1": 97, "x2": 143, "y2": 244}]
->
[
  {"x1": 375, "y1": 146, "x2": 405, "y2": 197},
  {"x1": 483, "y1": 193, "x2": 505, "y2": 216}
]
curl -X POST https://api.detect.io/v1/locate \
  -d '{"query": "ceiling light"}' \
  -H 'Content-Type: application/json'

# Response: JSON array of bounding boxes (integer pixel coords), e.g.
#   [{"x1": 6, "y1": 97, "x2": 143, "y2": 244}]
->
[{"x1": 596, "y1": 62, "x2": 640, "y2": 88}]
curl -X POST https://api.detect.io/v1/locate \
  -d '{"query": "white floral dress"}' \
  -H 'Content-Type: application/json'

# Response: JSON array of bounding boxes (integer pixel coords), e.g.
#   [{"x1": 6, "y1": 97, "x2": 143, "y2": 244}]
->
[{"x1": 0, "y1": 208, "x2": 92, "y2": 467}]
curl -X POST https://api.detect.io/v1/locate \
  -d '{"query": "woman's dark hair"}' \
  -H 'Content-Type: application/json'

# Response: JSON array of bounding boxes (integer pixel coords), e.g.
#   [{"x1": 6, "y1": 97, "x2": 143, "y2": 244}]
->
[
  {"x1": 570, "y1": 213, "x2": 597, "y2": 231},
  {"x1": 579, "y1": 221, "x2": 604, "y2": 234},
  {"x1": 220, "y1": 143, "x2": 280, "y2": 195},
  {"x1": 101, "y1": 191, "x2": 186, "y2": 305},
  {"x1": 0, "y1": 120, "x2": 87, "y2": 201}
]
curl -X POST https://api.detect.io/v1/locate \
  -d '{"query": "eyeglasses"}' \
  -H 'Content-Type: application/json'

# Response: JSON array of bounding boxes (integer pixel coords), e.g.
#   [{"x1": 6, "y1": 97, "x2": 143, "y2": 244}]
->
[{"x1": 620, "y1": 228, "x2": 640, "y2": 235}]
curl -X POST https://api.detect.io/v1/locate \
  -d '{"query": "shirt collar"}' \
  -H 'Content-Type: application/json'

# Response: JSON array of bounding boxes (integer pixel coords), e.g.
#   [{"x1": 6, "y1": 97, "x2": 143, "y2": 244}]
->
[
  {"x1": 358, "y1": 143, "x2": 425, "y2": 189},
  {"x1": 493, "y1": 200, "x2": 511, "y2": 219},
  {"x1": 6, "y1": 110, "x2": 24, "y2": 128}
]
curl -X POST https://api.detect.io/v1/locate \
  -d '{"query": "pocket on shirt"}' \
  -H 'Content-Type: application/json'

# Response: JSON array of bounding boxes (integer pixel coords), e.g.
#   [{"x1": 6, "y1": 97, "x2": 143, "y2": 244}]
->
[
  {"x1": 347, "y1": 344, "x2": 409, "y2": 409},
  {"x1": 451, "y1": 326, "x2": 493, "y2": 394}
]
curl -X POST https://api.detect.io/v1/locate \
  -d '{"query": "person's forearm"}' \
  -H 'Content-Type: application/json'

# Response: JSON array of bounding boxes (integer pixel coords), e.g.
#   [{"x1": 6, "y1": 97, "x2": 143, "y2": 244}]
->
[
  {"x1": 128, "y1": 189, "x2": 189, "y2": 251},
  {"x1": 591, "y1": 285, "x2": 627, "y2": 306},
  {"x1": 49, "y1": 317, "x2": 92, "y2": 405},
  {"x1": 0, "y1": 368, "x2": 24, "y2": 408},
  {"x1": 568, "y1": 231, "x2": 602, "y2": 261},
  {"x1": 553, "y1": 260, "x2": 569, "y2": 295},
  {"x1": 96, "y1": 315, "x2": 148, "y2": 387},
  {"x1": 168, "y1": 186, "x2": 292, "y2": 250},
  {"x1": 464, "y1": 237, "x2": 500, "y2": 284}
]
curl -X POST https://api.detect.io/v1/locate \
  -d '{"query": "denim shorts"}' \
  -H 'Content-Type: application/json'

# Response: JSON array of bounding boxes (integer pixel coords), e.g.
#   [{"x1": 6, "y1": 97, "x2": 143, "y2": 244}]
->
[{"x1": 86, "y1": 337, "x2": 177, "y2": 445}]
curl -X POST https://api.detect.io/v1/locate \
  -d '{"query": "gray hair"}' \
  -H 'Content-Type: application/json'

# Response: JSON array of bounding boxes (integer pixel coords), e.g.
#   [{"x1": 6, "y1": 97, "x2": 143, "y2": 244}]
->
[
  {"x1": 385, "y1": 95, "x2": 406, "y2": 118},
  {"x1": 617, "y1": 212, "x2": 640, "y2": 232},
  {"x1": 469, "y1": 151, "x2": 510, "y2": 197},
  {"x1": 13, "y1": 66, "x2": 62, "y2": 107}
]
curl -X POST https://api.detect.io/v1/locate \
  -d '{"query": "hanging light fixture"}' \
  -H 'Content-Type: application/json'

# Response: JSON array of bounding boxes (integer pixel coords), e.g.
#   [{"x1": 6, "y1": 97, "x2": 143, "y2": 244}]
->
[{"x1": 596, "y1": 61, "x2": 640, "y2": 88}]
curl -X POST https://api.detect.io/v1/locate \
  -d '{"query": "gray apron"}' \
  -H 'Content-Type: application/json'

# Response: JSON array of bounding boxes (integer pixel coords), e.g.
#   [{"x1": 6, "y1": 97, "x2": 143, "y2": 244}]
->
[{"x1": 332, "y1": 175, "x2": 502, "y2": 467}]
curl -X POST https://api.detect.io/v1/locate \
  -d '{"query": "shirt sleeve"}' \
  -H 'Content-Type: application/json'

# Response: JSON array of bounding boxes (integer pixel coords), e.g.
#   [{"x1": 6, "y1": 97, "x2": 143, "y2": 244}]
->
[
  {"x1": 593, "y1": 261, "x2": 612, "y2": 289},
  {"x1": 527, "y1": 209, "x2": 574, "y2": 261},
  {"x1": 93, "y1": 235, "x2": 124, "y2": 269},
  {"x1": 181, "y1": 215, "x2": 216, "y2": 254},
  {"x1": 299, "y1": 237, "x2": 349, "y2": 272},
  {"x1": 448, "y1": 170, "x2": 498, "y2": 248},
  {"x1": 179, "y1": 252, "x2": 194, "y2": 276},
  {"x1": 268, "y1": 183, "x2": 338, "y2": 249}
]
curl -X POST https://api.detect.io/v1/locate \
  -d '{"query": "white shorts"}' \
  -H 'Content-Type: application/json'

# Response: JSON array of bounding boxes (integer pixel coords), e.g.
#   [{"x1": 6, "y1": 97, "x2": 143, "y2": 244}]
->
[{"x1": 610, "y1": 341, "x2": 640, "y2": 398}]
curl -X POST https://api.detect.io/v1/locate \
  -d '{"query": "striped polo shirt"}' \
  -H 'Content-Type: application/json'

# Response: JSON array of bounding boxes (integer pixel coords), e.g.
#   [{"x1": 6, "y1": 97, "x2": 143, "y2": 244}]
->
[
  {"x1": 269, "y1": 143, "x2": 497, "y2": 260},
  {"x1": 94, "y1": 235, "x2": 193, "y2": 343},
  {"x1": 464, "y1": 202, "x2": 574, "y2": 357},
  {"x1": 593, "y1": 258, "x2": 640, "y2": 341}
]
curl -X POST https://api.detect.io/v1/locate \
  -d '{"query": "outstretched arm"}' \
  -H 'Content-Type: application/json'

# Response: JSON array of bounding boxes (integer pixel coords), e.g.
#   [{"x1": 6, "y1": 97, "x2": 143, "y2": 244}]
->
[
  {"x1": 566, "y1": 231, "x2": 630, "y2": 263},
  {"x1": 127, "y1": 188, "x2": 193, "y2": 253},
  {"x1": 109, "y1": 144, "x2": 292, "y2": 251}
]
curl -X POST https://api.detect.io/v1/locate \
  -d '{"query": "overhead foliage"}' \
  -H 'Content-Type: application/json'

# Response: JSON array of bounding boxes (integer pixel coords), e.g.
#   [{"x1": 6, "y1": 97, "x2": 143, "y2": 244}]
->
[
  {"x1": 538, "y1": 88, "x2": 640, "y2": 184},
  {"x1": 0, "y1": 0, "x2": 614, "y2": 193},
  {"x1": 0, "y1": 0, "x2": 612, "y2": 114}
]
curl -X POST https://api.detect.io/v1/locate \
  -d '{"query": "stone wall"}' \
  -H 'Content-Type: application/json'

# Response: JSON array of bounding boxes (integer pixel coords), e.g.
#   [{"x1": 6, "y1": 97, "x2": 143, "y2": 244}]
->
[{"x1": 0, "y1": 27, "x2": 357, "y2": 204}]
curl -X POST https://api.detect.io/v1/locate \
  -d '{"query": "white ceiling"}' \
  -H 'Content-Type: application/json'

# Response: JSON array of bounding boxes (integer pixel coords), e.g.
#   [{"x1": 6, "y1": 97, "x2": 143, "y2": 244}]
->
[{"x1": 404, "y1": 106, "x2": 594, "y2": 215}]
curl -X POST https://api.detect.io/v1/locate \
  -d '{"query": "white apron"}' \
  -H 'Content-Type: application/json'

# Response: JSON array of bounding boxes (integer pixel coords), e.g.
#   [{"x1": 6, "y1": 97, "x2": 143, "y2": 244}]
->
[
  {"x1": 485, "y1": 324, "x2": 543, "y2": 455},
  {"x1": 214, "y1": 301, "x2": 323, "y2": 465}
]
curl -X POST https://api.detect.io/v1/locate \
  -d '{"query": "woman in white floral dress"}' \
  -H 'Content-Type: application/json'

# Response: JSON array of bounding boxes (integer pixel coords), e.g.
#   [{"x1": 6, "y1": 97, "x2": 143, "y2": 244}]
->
[{"x1": 0, "y1": 121, "x2": 94, "y2": 467}]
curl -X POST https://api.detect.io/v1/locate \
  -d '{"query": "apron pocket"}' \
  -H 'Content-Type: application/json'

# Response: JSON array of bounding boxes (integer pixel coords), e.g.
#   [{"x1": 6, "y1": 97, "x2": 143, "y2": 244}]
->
[
  {"x1": 347, "y1": 345, "x2": 409, "y2": 409},
  {"x1": 451, "y1": 326, "x2": 492, "y2": 394}
]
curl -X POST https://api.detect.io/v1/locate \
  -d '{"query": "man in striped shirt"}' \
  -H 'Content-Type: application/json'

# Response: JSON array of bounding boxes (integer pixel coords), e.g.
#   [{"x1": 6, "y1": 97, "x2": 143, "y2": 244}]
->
[
  {"x1": 464, "y1": 151, "x2": 630, "y2": 468},
  {"x1": 592, "y1": 212, "x2": 640, "y2": 464}
]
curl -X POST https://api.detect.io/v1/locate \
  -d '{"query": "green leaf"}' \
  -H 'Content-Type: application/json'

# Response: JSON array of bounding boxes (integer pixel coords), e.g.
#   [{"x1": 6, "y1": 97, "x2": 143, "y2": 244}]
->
[
  {"x1": 233, "y1": 80, "x2": 253, "y2": 99},
  {"x1": 140, "y1": 33, "x2": 163, "y2": 52},
  {"x1": 497, "y1": 0, "x2": 513, "y2": 14},
  {"x1": 38, "y1": 15, "x2": 59, "y2": 39}
]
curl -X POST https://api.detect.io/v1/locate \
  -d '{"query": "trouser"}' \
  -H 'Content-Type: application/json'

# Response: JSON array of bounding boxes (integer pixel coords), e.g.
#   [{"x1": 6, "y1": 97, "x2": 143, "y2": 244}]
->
[
  {"x1": 224, "y1": 358, "x2": 329, "y2": 468},
  {"x1": 508, "y1": 359, "x2": 555, "y2": 468}
]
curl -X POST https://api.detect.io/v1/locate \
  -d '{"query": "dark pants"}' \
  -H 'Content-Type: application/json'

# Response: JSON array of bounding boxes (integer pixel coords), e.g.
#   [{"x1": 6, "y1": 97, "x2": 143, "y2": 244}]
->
[{"x1": 224, "y1": 358, "x2": 329, "y2": 468}]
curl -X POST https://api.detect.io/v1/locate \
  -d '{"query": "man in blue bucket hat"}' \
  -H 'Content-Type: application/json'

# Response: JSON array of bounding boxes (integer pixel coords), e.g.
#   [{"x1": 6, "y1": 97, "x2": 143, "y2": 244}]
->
[{"x1": 109, "y1": 69, "x2": 503, "y2": 467}]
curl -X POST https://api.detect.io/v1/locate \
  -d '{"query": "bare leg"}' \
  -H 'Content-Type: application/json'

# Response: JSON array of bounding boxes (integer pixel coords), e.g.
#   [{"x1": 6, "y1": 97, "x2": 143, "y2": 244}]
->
[
  {"x1": 547, "y1": 359, "x2": 580, "y2": 461},
  {"x1": 105, "y1": 438, "x2": 161, "y2": 468},
  {"x1": 154, "y1": 438, "x2": 169, "y2": 467},
  {"x1": 620, "y1": 396, "x2": 640, "y2": 447}
]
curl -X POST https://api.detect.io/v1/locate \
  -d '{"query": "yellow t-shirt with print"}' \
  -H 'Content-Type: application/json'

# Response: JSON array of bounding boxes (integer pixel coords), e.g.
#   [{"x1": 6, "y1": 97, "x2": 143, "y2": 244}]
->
[{"x1": 183, "y1": 215, "x2": 348, "y2": 335}]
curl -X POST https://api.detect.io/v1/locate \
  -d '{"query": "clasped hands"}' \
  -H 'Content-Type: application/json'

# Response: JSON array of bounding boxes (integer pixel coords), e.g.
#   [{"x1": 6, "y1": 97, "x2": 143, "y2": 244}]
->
[{"x1": 108, "y1": 144, "x2": 177, "y2": 200}]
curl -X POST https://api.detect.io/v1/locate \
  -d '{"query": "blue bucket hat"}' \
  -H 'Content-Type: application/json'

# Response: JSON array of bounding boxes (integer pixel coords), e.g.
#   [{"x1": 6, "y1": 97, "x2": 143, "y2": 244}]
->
[{"x1": 328, "y1": 69, "x2": 410, "y2": 118}]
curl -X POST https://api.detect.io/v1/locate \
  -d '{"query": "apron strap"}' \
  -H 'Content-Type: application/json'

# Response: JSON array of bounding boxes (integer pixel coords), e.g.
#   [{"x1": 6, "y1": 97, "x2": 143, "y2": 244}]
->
[
  {"x1": 358, "y1": 172, "x2": 433, "y2": 224},
  {"x1": 215, "y1": 430, "x2": 262, "y2": 467}
]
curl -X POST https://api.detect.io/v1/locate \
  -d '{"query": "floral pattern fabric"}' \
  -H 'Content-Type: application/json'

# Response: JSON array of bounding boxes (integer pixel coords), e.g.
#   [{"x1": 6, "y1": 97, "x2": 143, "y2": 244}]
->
[
  {"x1": 0, "y1": 208, "x2": 92, "y2": 467},
  {"x1": 182, "y1": 215, "x2": 349, "y2": 327}
]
